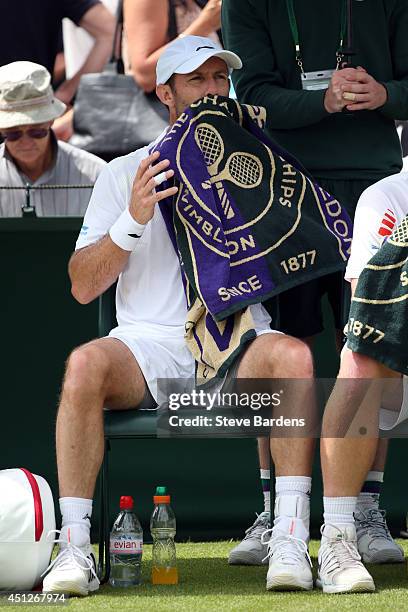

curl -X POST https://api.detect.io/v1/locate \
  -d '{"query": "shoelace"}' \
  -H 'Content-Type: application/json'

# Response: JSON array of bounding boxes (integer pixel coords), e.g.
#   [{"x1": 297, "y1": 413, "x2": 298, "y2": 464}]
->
[
  {"x1": 261, "y1": 528, "x2": 312, "y2": 567},
  {"x1": 41, "y1": 529, "x2": 99, "y2": 584},
  {"x1": 319, "y1": 524, "x2": 361, "y2": 576},
  {"x1": 242, "y1": 512, "x2": 271, "y2": 542},
  {"x1": 356, "y1": 508, "x2": 392, "y2": 541}
]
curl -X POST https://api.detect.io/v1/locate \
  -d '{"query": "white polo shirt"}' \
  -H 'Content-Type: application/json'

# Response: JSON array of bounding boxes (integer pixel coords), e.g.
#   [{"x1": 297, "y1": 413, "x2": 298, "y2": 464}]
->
[{"x1": 346, "y1": 172, "x2": 408, "y2": 282}]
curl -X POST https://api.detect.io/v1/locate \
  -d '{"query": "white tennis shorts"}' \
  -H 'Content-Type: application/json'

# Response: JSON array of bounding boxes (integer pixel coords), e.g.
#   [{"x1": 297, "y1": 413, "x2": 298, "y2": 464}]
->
[
  {"x1": 380, "y1": 376, "x2": 408, "y2": 431},
  {"x1": 108, "y1": 326, "x2": 195, "y2": 402}
]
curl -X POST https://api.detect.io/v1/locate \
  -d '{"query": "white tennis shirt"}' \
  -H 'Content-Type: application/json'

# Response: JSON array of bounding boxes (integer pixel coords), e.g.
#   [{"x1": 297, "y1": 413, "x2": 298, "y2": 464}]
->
[{"x1": 346, "y1": 171, "x2": 408, "y2": 282}]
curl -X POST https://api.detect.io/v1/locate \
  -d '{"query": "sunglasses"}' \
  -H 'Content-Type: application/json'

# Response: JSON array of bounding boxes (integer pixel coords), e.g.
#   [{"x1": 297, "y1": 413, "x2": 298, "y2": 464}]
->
[{"x1": 1, "y1": 127, "x2": 50, "y2": 142}]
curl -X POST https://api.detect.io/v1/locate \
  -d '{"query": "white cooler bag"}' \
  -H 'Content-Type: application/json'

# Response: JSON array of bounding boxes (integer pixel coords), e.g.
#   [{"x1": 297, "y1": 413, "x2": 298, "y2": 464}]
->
[{"x1": 0, "y1": 468, "x2": 55, "y2": 590}]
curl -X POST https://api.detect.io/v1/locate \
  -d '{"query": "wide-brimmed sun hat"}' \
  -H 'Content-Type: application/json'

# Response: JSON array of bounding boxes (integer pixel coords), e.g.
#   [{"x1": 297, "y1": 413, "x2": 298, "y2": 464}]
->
[
  {"x1": 156, "y1": 35, "x2": 242, "y2": 85},
  {"x1": 0, "y1": 61, "x2": 66, "y2": 130}
]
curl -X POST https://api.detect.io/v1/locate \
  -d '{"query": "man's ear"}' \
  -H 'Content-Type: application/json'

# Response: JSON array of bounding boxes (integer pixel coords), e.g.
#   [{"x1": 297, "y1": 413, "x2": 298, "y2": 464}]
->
[{"x1": 156, "y1": 83, "x2": 174, "y2": 107}]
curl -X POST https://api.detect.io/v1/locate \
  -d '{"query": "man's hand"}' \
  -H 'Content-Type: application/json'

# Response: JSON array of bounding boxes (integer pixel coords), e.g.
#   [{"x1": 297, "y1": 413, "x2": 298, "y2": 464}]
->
[
  {"x1": 324, "y1": 69, "x2": 352, "y2": 113},
  {"x1": 129, "y1": 151, "x2": 178, "y2": 225},
  {"x1": 340, "y1": 66, "x2": 387, "y2": 111}
]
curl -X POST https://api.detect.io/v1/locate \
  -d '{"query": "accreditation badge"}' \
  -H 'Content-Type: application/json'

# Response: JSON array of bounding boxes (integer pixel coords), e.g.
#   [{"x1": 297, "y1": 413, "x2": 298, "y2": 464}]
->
[{"x1": 301, "y1": 69, "x2": 334, "y2": 91}]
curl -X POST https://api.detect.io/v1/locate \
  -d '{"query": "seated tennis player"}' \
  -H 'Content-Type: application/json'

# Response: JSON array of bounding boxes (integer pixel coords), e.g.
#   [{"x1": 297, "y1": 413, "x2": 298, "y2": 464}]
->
[
  {"x1": 42, "y1": 35, "x2": 318, "y2": 597},
  {"x1": 318, "y1": 172, "x2": 408, "y2": 594}
]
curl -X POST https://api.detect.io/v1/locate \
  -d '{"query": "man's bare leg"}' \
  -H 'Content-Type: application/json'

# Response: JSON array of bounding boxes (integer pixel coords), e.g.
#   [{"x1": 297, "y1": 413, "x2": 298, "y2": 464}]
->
[
  {"x1": 234, "y1": 334, "x2": 315, "y2": 590},
  {"x1": 237, "y1": 334, "x2": 315, "y2": 474},
  {"x1": 57, "y1": 337, "x2": 147, "y2": 499},
  {"x1": 321, "y1": 349, "x2": 393, "y2": 496},
  {"x1": 44, "y1": 337, "x2": 148, "y2": 595},
  {"x1": 317, "y1": 349, "x2": 402, "y2": 593}
]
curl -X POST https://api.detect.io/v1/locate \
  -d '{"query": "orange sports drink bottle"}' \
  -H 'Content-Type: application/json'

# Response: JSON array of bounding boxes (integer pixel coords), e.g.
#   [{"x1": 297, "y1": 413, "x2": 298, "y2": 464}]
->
[{"x1": 150, "y1": 486, "x2": 178, "y2": 585}]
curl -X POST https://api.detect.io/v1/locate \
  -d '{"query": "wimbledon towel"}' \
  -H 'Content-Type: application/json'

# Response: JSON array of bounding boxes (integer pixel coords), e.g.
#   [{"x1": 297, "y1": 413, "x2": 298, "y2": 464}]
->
[
  {"x1": 347, "y1": 215, "x2": 408, "y2": 375},
  {"x1": 155, "y1": 95, "x2": 352, "y2": 381}
]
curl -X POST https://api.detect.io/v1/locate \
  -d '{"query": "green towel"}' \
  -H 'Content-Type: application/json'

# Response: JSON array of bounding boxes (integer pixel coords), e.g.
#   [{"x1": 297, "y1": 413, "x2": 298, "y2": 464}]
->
[{"x1": 347, "y1": 215, "x2": 408, "y2": 375}]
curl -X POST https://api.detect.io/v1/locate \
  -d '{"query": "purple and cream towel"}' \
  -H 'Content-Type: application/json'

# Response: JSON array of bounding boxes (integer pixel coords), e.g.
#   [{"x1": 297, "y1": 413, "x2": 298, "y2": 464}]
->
[{"x1": 155, "y1": 96, "x2": 352, "y2": 382}]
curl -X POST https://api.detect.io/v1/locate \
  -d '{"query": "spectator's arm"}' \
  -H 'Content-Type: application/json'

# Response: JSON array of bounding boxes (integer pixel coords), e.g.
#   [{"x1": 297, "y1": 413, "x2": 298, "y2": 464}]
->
[
  {"x1": 378, "y1": 0, "x2": 408, "y2": 120},
  {"x1": 222, "y1": 0, "x2": 330, "y2": 130},
  {"x1": 124, "y1": 0, "x2": 169, "y2": 93},
  {"x1": 55, "y1": 3, "x2": 116, "y2": 104},
  {"x1": 53, "y1": 107, "x2": 74, "y2": 142},
  {"x1": 124, "y1": 0, "x2": 221, "y2": 93}
]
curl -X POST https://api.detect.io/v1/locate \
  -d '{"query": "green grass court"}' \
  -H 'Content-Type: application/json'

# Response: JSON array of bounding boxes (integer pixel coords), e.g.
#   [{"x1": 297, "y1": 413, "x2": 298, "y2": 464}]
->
[{"x1": 3, "y1": 540, "x2": 408, "y2": 611}]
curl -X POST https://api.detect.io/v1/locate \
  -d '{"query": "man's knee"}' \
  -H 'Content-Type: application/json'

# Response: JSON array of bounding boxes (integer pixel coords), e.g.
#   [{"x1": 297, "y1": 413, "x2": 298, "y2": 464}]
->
[
  {"x1": 62, "y1": 342, "x2": 111, "y2": 398},
  {"x1": 339, "y1": 347, "x2": 384, "y2": 378},
  {"x1": 269, "y1": 335, "x2": 314, "y2": 377}
]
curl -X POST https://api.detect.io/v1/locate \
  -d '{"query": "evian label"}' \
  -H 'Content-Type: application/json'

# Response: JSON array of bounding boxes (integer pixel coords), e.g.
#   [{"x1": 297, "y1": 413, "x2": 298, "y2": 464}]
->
[{"x1": 110, "y1": 536, "x2": 143, "y2": 555}]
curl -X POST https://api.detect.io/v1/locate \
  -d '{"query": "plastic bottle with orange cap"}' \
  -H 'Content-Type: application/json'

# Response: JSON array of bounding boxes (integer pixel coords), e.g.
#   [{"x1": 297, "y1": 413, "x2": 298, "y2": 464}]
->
[{"x1": 150, "y1": 486, "x2": 178, "y2": 585}]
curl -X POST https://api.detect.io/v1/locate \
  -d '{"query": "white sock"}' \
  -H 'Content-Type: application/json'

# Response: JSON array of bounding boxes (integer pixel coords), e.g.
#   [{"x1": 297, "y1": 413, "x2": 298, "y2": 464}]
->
[
  {"x1": 60, "y1": 497, "x2": 92, "y2": 547},
  {"x1": 275, "y1": 476, "x2": 311, "y2": 499},
  {"x1": 365, "y1": 470, "x2": 384, "y2": 483},
  {"x1": 323, "y1": 496, "x2": 357, "y2": 526},
  {"x1": 260, "y1": 469, "x2": 271, "y2": 513}
]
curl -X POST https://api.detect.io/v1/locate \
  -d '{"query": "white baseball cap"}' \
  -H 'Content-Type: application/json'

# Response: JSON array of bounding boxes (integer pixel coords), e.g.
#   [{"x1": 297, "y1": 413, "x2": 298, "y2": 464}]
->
[{"x1": 156, "y1": 35, "x2": 242, "y2": 85}]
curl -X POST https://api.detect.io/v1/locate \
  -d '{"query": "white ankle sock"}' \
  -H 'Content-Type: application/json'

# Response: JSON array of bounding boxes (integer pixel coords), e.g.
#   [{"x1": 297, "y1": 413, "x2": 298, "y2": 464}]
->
[
  {"x1": 323, "y1": 496, "x2": 357, "y2": 526},
  {"x1": 60, "y1": 497, "x2": 92, "y2": 547},
  {"x1": 275, "y1": 476, "x2": 312, "y2": 499}
]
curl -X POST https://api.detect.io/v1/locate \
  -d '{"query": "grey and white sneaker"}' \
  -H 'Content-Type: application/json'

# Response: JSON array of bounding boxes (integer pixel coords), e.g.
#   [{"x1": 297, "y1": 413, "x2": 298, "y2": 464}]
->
[
  {"x1": 317, "y1": 523, "x2": 375, "y2": 594},
  {"x1": 263, "y1": 516, "x2": 313, "y2": 591},
  {"x1": 355, "y1": 507, "x2": 404, "y2": 564},
  {"x1": 42, "y1": 530, "x2": 99, "y2": 597},
  {"x1": 228, "y1": 511, "x2": 270, "y2": 565}
]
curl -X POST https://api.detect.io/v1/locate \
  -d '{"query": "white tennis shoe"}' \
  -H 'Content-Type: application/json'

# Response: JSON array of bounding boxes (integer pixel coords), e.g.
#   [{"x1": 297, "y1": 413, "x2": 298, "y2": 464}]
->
[
  {"x1": 263, "y1": 516, "x2": 313, "y2": 591},
  {"x1": 317, "y1": 523, "x2": 375, "y2": 594},
  {"x1": 42, "y1": 529, "x2": 99, "y2": 597}
]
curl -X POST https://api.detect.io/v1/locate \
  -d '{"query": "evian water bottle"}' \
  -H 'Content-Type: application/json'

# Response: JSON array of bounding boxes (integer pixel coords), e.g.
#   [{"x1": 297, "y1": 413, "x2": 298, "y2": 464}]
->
[{"x1": 109, "y1": 495, "x2": 143, "y2": 586}]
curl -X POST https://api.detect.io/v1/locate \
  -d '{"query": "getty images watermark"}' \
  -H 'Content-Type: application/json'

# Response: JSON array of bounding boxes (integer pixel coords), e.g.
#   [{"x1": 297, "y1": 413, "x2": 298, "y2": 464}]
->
[
  {"x1": 157, "y1": 377, "x2": 408, "y2": 439},
  {"x1": 168, "y1": 388, "x2": 284, "y2": 411},
  {"x1": 156, "y1": 383, "x2": 312, "y2": 437}
]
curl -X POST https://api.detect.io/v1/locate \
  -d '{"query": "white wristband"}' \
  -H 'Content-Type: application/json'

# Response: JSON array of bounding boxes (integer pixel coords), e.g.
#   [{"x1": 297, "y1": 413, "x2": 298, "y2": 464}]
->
[{"x1": 109, "y1": 208, "x2": 147, "y2": 251}]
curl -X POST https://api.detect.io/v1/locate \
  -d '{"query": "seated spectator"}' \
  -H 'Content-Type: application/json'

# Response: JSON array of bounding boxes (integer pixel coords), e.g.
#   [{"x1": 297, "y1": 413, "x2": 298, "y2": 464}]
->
[{"x1": 0, "y1": 62, "x2": 105, "y2": 217}]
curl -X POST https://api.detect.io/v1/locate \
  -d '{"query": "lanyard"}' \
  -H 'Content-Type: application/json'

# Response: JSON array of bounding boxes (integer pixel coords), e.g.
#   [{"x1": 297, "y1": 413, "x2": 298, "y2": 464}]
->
[{"x1": 285, "y1": 0, "x2": 347, "y2": 74}]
